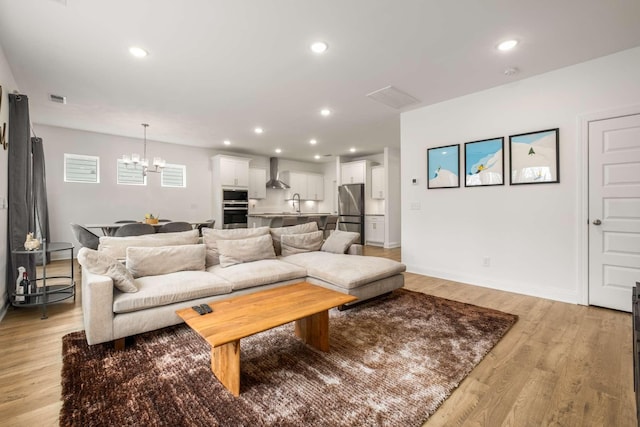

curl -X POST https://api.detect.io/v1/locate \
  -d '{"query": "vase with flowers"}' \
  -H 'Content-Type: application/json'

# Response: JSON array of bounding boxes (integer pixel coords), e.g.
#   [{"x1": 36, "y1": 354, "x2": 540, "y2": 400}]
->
[{"x1": 144, "y1": 213, "x2": 159, "y2": 225}]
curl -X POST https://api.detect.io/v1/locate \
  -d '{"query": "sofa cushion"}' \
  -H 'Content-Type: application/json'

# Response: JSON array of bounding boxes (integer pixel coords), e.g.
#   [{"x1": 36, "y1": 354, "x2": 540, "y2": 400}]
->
[
  {"x1": 207, "y1": 259, "x2": 307, "y2": 291},
  {"x1": 113, "y1": 271, "x2": 233, "y2": 314},
  {"x1": 281, "y1": 252, "x2": 406, "y2": 289},
  {"x1": 126, "y1": 244, "x2": 206, "y2": 278},
  {"x1": 281, "y1": 231, "x2": 324, "y2": 256},
  {"x1": 98, "y1": 229, "x2": 199, "y2": 260},
  {"x1": 270, "y1": 222, "x2": 318, "y2": 255},
  {"x1": 217, "y1": 234, "x2": 276, "y2": 268},
  {"x1": 77, "y1": 247, "x2": 138, "y2": 293},
  {"x1": 321, "y1": 230, "x2": 360, "y2": 254},
  {"x1": 202, "y1": 226, "x2": 270, "y2": 267}
]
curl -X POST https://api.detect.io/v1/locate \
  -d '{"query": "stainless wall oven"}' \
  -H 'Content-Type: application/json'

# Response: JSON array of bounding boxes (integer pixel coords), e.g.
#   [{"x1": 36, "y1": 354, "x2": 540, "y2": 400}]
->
[{"x1": 222, "y1": 189, "x2": 248, "y2": 229}]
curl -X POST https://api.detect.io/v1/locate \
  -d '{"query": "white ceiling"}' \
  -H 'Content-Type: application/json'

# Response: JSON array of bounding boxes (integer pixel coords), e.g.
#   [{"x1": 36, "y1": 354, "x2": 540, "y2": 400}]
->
[{"x1": 1, "y1": 0, "x2": 639, "y2": 162}]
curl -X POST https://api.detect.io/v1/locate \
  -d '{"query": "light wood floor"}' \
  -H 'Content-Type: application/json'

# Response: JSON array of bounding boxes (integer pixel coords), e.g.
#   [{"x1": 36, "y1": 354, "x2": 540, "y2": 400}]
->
[{"x1": 0, "y1": 247, "x2": 635, "y2": 426}]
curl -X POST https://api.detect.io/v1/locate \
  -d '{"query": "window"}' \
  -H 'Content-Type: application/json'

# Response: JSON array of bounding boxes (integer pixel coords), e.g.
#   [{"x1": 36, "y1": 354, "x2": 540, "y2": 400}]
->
[
  {"x1": 117, "y1": 160, "x2": 146, "y2": 185},
  {"x1": 161, "y1": 164, "x2": 186, "y2": 188},
  {"x1": 64, "y1": 154, "x2": 100, "y2": 183}
]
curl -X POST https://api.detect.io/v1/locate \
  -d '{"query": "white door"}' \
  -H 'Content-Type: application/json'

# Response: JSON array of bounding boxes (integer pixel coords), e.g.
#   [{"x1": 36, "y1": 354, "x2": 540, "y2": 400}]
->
[{"x1": 588, "y1": 113, "x2": 640, "y2": 312}]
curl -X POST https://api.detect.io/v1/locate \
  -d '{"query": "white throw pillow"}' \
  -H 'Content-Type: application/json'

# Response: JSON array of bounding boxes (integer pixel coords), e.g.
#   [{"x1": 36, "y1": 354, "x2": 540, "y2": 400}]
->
[
  {"x1": 98, "y1": 229, "x2": 199, "y2": 260},
  {"x1": 202, "y1": 226, "x2": 270, "y2": 267},
  {"x1": 269, "y1": 222, "x2": 318, "y2": 255},
  {"x1": 320, "y1": 230, "x2": 360, "y2": 254},
  {"x1": 77, "y1": 247, "x2": 138, "y2": 293},
  {"x1": 126, "y1": 244, "x2": 206, "y2": 278},
  {"x1": 281, "y1": 231, "x2": 324, "y2": 256},
  {"x1": 217, "y1": 234, "x2": 276, "y2": 268}
]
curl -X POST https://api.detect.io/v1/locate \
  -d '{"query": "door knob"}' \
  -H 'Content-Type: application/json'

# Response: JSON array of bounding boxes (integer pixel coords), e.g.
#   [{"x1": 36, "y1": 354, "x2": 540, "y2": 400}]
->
[{"x1": 592, "y1": 219, "x2": 602, "y2": 225}]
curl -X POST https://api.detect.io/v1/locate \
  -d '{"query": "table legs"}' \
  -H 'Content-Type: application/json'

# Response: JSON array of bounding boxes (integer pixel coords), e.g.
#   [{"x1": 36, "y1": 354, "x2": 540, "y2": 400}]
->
[{"x1": 210, "y1": 310, "x2": 330, "y2": 396}]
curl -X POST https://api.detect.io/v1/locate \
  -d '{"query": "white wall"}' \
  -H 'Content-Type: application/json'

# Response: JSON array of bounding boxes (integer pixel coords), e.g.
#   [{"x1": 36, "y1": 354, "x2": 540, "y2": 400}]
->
[
  {"x1": 384, "y1": 147, "x2": 401, "y2": 248},
  {"x1": 0, "y1": 43, "x2": 19, "y2": 319},
  {"x1": 401, "y1": 47, "x2": 640, "y2": 304},
  {"x1": 37, "y1": 125, "x2": 215, "y2": 252}
]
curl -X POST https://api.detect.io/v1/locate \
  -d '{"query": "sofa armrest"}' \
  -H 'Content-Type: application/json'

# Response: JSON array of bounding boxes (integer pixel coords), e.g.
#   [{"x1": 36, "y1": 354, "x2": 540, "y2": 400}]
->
[
  {"x1": 81, "y1": 270, "x2": 115, "y2": 345},
  {"x1": 347, "y1": 244, "x2": 363, "y2": 255}
]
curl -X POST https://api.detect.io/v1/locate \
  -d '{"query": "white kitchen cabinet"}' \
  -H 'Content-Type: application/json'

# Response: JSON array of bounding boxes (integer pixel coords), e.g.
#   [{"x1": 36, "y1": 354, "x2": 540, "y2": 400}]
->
[
  {"x1": 248, "y1": 168, "x2": 267, "y2": 199},
  {"x1": 371, "y1": 166, "x2": 385, "y2": 199},
  {"x1": 216, "y1": 155, "x2": 249, "y2": 188},
  {"x1": 340, "y1": 161, "x2": 367, "y2": 185},
  {"x1": 281, "y1": 171, "x2": 324, "y2": 200},
  {"x1": 365, "y1": 215, "x2": 385, "y2": 246}
]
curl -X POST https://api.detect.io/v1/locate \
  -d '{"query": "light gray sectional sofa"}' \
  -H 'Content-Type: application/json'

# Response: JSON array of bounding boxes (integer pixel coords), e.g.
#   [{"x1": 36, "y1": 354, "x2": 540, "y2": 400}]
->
[{"x1": 79, "y1": 224, "x2": 405, "y2": 346}]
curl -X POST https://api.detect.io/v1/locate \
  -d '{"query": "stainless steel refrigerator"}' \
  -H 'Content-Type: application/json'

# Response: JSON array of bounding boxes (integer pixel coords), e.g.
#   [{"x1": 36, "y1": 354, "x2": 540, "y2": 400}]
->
[{"x1": 338, "y1": 183, "x2": 365, "y2": 245}]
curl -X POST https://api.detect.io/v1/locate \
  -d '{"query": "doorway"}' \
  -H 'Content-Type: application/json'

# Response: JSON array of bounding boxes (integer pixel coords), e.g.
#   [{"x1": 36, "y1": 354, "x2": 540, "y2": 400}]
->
[{"x1": 586, "y1": 110, "x2": 640, "y2": 312}]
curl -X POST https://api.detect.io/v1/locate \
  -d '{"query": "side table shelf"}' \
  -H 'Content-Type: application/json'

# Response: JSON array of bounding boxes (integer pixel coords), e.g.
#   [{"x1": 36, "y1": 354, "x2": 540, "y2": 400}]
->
[{"x1": 11, "y1": 241, "x2": 75, "y2": 319}]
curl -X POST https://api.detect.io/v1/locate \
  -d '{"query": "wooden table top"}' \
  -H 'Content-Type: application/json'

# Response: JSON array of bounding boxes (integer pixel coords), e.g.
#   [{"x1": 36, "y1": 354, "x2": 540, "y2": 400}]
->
[{"x1": 176, "y1": 282, "x2": 357, "y2": 348}]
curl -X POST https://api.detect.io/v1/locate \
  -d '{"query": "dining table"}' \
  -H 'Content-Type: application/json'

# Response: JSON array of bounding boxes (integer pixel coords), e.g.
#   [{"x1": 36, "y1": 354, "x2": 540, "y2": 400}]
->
[{"x1": 84, "y1": 221, "x2": 209, "y2": 236}]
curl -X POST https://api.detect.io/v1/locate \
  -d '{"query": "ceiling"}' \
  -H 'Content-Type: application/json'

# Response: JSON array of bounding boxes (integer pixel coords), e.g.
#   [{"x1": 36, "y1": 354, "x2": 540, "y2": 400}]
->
[{"x1": 1, "y1": 0, "x2": 639, "y2": 162}]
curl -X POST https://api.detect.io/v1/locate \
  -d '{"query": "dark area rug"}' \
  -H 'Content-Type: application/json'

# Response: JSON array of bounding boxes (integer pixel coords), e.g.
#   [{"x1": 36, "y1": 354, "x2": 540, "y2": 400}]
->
[{"x1": 60, "y1": 289, "x2": 517, "y2": 426}]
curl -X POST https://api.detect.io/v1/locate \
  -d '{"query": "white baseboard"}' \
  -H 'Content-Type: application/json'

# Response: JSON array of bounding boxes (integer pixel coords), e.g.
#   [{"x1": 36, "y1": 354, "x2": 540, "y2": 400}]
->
[
  {"x1": 406, "y1": 264, "x2": 579, "y2": 305},
  {"x1": 385, "y1": 241, "x2": 401, "y2": 249}
]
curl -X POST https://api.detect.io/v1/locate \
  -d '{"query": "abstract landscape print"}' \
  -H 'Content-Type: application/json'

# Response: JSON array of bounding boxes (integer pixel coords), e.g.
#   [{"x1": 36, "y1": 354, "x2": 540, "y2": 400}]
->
[
  {"x1": 464, "y1": 137, "x2": 504, "y2": 187},
  {"x1": 428, "y1": 144, "x2": 460, "y2": 189},
  {"x1": 509, "y1": 128, "x2": 559, "y2": 184}
]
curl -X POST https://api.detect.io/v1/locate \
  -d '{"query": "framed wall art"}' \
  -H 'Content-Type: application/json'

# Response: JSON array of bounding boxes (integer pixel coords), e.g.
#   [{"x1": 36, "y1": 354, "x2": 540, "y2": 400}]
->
[
  {"x1": 509, "y1": 128, "x2": 559, "y2": 185},
  {"x1": 464, "y1": 137, "x2": 504, "y2": 187},
  {"x1": 427, "y1": 144, "x2": 459, "y2": 189}
]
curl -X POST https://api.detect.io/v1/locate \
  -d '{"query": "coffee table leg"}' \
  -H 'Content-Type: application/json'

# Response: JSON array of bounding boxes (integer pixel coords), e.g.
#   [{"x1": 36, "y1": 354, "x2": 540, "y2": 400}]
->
[
  {"x1": 294, "y1": 309, "x2": 329, "y2": 352},
  {"x1": 211, "y1": 340, "x2": 241, "y2": 396}
]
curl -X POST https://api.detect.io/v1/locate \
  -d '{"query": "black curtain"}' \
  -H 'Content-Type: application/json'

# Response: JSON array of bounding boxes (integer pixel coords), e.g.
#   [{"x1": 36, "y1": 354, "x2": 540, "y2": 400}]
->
[
  {"x1": 32, "y1": 137, "x2": 51, "y2": 263},
  {"x1": 5, "y1": 94, "x2": 35, "y2": 299}
]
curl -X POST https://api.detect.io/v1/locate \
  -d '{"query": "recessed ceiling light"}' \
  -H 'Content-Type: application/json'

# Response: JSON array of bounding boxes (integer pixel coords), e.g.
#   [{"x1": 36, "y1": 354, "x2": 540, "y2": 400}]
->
[
  {"x1": 254, "y1": 127, "x2": 263, "y2": 134},
  {"x1": 275, "y1": 148, "x2": 282, "y2": 153},
  {"x1": 504, "y1": 67, "x2": 519, "y2": 76},
  {"x1": 129, "y1": 46, "x2": 148, "y2": 58},
  {"x1": 309, "y1": 139, "x2": 317, "y2": 145},
  {"x1": 349, "y1": 147, "x2": 356, "y2": 153},
  {"x1": 497, "y1": 39, "x2": 518, "y2": 51},
  {"x1": 223, "y1": 140, "x2": 231, "y2": 145},
  {"x1": 310, "y1": 41, "x2": 328, "y2": 54},
  {"x1": 320, "y1": 109, "x2": 331, "y2": 117},
  {"x1": 314, "y1": 155, "x2": 321, "y2": 160}
]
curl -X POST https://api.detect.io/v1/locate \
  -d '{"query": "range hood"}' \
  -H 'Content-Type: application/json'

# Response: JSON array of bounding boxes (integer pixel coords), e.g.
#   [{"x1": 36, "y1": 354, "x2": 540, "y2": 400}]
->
[{"x1": 265, "y1": 157, "x2": 290, "y2": 189}]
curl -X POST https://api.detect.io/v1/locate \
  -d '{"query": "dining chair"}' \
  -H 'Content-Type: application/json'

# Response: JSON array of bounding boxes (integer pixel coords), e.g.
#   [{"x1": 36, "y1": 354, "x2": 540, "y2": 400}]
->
[
  {"x1": 321, "y1": 215, "x2": 338, "y2": 238},
  {"x1": 282, "y1": 217, "x2": 299, "y2": 227},
  {"x1": 197, "y1": 219, "x2": 215, "y2": 236},
  {"x1": 268, "y1": 216, "x2": 284, "y2": 228},
  {"x1": 306, "y1": 216, "x2": 322, "y2": 229},
  {"x1": 70, "y1": 223, "x2": 100, "y2": 250},
  {"x1": 114, "y1": 223, "x2": 156, "y2": 237},
  {"x1": 157, "y1": 221, "x2": 193, "y2": 233}
]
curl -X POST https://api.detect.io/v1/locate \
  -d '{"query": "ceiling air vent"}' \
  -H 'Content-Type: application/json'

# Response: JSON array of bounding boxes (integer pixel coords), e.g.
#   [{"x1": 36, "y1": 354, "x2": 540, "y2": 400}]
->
[
  {"x1": 366, "y1": 85, "x2": 420, "y2": 110},
  {"x1": 49, "y1": 94, "x2": 67, "y2": 104}
]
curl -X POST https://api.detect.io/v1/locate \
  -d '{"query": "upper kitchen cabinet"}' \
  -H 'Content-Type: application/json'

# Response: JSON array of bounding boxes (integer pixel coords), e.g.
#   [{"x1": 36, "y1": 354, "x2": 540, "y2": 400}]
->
[
  {"x1": 281, "y1": 171, "x2": 324, "y2": 200},
  {"x1": 215, "y1": 155, "x2": 250, "y2": 188},
  {"x1": 249, "y1": 168, "x2": 267, "y2": 199},
  {"x1": 340, "y1": 160, "x2": 370, "y2": 185},
  {"x1": 371, "y1": 165, "x2": 385, "y2": 199}
]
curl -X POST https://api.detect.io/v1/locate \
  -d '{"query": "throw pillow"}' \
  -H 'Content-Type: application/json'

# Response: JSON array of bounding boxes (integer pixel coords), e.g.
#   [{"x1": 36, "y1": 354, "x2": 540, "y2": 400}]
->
[
  {"x1": 281, "y1": 231, "x2": 324, "y2": 256},
  {"x1": 269, "y1": 222, "x2": 318, "y2": 256},
  {"x1": 98, "y1": 229, "x2": 199, "y2": 260},
  {"x1": 77, "y1": 247, "x2": 137, "y2": 293},
  {"x1": 202, "y1": 226, "x2": 270, "y2": 267},
  {"x1": 126, "y1": 244, "x2": 206, "y2": 278},
  {"x1": 321, "y1": 230, "x2": 360, "y2": 254},
  {"x1": 217, "y1": 234, "x2": 276, "y2": 268}
]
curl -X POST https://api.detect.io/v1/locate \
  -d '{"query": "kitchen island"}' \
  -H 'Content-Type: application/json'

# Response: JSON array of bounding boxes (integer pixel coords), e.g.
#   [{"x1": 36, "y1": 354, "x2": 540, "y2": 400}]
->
[{"x1": 248, "y1": 213, "x2": 333, "y2": 228}]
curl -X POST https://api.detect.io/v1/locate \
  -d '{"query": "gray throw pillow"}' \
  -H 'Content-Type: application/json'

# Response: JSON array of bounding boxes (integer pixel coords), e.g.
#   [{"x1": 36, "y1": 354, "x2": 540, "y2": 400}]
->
[
  {"x1": 217, "y1": 234, "x2": 276, "y2": 268},
  {"x1": 281, "y1": 231, "x2": 324, "y2": 256},
  {"x1": 126, "y1": 244, "x2": 206, "y2": 278},
  {"x1": 77, "y1": 247, "x2": 138, "y2": 293},
  {"x1": 270, "y1": 222, "x2": 318, "y2": 255},
  {"x1": 202, "y1": 226, "x2": 270, "y2": 267},
  {"x1": 321, "y1": 230, "x2": 360, "y2": 254}
]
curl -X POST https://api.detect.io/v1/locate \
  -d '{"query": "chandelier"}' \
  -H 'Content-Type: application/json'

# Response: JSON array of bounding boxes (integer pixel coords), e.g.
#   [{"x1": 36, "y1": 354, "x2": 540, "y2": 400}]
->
[{"x1": 121, "y1": 123, "x2": 166, "y2": 176}]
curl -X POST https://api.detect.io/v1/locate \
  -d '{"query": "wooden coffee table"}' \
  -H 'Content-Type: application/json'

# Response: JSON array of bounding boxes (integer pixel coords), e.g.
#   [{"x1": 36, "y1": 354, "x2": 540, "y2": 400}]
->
[{"x1": 176, "y1": 282, "x2": 357, "y2": 396}]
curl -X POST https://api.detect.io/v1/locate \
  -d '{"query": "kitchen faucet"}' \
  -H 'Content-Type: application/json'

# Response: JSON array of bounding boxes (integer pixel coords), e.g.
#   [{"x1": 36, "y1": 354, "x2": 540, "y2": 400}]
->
[{"x1": 292, "y1": 193, "x2": 301, "y2": 214}]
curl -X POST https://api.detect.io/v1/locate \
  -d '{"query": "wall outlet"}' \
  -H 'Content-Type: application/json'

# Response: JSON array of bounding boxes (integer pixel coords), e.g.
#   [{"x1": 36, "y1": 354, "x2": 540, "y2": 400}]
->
[
  {"x1": 0, "y1": 197, "x2": 7, "y2": 209},
  {"x1": 412, "y1": 178, "x2": 418, "y2": 185},
  {"x1": 483, "y1": 257, "x2": 490, "y2": 267}
]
